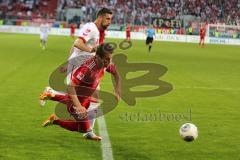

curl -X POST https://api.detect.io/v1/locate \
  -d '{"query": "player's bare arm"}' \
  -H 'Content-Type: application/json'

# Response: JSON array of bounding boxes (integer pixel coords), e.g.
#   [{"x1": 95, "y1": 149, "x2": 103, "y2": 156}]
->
[
  {"x1": 74, "y1": 38, "x2": 97, "y2": 53},
  {"x1": 67, "y1": 81, "x2": 87, "y2": 116},
  {"x1": 111, "y1": 69, "x2": 121, "y2": 101},
  {"x1": 59, "y1": 40, "x2": 96, "y2": 73}
]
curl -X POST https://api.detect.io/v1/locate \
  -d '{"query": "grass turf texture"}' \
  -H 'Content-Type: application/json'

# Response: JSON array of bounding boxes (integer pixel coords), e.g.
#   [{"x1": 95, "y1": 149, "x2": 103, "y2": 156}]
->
[{"x1": 0, "y1": 33, "x2": 239, "y2": 160}]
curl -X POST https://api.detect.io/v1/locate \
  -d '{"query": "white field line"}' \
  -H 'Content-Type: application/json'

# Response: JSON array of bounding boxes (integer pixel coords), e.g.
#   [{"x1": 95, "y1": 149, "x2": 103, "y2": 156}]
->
[{"x1": 97, "y1": 115, "x2": 114, "y2": 160}]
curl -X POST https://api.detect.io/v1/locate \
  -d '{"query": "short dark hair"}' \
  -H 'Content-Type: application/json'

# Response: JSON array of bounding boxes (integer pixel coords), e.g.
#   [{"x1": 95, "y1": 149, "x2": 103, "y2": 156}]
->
[
  {"x1": 97, "y1": 8, "x2": 112, "y2": 17},
  {"x1": 96, "y1": 43, "x2": 114, "y2": 58}
]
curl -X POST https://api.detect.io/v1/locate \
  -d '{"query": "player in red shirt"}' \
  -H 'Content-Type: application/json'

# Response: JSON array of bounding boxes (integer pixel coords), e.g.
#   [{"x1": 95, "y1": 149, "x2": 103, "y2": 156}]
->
[
  {"x1": 199, "y1": 26, "x2": 206, "y2": 47},
  {"x1": 126, "y1": 23, "x2": 131, "y2": 42},
  {"x1": 56, "y1": 8, "x2": 113, "y2": 140},
  {"x1": 40, "y1": 43, "x2": 121, "y2": 141},
  {"x1": 70, "y1": 23, "x2": 76, "y2": 39}
]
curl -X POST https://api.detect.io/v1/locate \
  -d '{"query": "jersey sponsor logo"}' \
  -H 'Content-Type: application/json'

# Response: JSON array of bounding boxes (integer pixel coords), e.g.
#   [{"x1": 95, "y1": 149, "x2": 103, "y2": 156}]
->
[
  {"x1": 87, "y1": 61, "x2": 96, "y2": 70},
  {"x1": 76, "y1": 73, "x2": 85, "y2": 80}
]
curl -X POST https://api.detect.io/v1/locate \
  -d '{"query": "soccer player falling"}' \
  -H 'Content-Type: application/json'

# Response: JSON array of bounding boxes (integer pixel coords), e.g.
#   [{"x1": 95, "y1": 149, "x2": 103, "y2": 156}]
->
[
  {"x1": 41, "y1": 8, "x2": 114, "y2": 141},
  {"x1": 199, "y1": 25, "x2": 206, "y2": 48},
  {"x1": 40, "y1": 43, "x2": 121, "y2": 141}
]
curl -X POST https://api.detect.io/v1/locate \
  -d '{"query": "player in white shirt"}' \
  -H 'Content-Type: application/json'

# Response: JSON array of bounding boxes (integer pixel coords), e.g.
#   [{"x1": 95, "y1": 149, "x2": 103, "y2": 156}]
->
[
  {"x1": 66, "y1": 8, "x2": 112, "y2": 84},
  {"x1": 40, "y1": 23, "x2": 50, "y2": 50},
  {"x1": 67, "y1": 22, "x2": 102, "y2": 76},
  {"x1": 42, "y1": 8, "x2": 113, "y2": 141}
]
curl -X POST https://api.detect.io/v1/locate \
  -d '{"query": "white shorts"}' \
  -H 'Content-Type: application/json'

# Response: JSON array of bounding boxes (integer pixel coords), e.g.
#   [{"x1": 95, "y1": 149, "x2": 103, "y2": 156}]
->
[{"x1": 40, "y1": 33, "x2": 48, "y2": 41}]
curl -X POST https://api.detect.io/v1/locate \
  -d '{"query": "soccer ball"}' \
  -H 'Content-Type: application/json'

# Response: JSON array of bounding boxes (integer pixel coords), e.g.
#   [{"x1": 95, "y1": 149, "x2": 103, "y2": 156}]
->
[{"x1": 179, "y1": 123, "x2": 198, "y2": 142}]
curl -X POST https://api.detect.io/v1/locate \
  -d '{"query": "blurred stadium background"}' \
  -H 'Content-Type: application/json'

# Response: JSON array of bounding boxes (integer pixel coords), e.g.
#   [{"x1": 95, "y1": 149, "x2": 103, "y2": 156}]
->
[{"x1": 0, "y1": 0, "x2": 240, "y2": 40}]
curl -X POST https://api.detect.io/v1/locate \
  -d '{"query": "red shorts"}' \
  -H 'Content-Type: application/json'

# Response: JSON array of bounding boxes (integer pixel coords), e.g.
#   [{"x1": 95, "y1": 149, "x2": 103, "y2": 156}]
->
[
  {"x1": 200, "y1": 36, "x2": 205, "y2": 40},
  {"x1": 126, "y1": 32, "x2": 130, "y2": 38},
  {"x1": 65, "y1": 95, "x2": 97, "y2": 132},
  {"x1": 67, "y1": 102, "x2": 90, "y2": 132}
]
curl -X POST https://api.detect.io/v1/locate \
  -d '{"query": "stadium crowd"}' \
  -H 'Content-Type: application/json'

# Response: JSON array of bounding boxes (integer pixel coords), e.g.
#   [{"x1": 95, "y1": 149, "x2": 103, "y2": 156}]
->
[
  {"x1": 59, "y1": 0, "x2": 240, "y2": 26},
  {"x1": 0, "y1": 0, "x2": 239, "y2": 26},
  {"x1": 0, "y1": 0, "x2": 56, "y2": 20}
]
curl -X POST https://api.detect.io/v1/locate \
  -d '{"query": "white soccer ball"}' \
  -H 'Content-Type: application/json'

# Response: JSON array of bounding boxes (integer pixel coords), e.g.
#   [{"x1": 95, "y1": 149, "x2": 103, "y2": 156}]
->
[{"x1": 179, "y1": 123, "x2": 198, "y2": 142}]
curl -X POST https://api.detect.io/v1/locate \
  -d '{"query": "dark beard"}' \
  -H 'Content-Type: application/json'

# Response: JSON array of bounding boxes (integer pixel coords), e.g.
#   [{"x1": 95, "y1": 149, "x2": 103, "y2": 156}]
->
[{"x1": 102, "y1": 25, "x2": 109, "y2": 30}]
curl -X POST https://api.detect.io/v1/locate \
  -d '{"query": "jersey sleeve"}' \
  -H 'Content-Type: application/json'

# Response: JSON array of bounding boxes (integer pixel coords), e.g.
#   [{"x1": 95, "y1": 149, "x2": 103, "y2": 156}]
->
[
  {"x1": 106, "y1": 64, "x2": 117, "y2": 75},
  {"x1": 77, "y1": 23, "x2": 95, "y2": 43}
]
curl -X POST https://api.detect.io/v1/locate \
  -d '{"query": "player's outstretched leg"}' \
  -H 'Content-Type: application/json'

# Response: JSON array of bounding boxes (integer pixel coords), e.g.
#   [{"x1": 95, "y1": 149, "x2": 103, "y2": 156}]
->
[
  {"x1": 83, "y1": 102, "x2": 102, "y2": 141},
  {"x1": 42, "y1": 102, "x2": 102, "y2": 141},
  {"x1": 42, "y1": 113, "x2": 89, "y2": 132},
  {"x1": 44, "y1": 115, "x2": 102, "y2": 141},
  {"x1": 53, "y1": 119, "x2": 89, "y2": 132},
  {"x1": 42, "y1": 113, "x2": 57, "y2": 127},
  {"x1": 83, "y1": 131, "x2": 102, "y2": 141},
  {"x1": 39, "y1": 86, "x2": 70, "y2": 106}
]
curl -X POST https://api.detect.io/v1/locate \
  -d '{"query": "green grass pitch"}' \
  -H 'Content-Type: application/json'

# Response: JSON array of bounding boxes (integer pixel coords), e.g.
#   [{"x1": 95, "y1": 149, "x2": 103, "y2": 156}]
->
[{"x1": 0, "y1": 33, "x2": 239, "y2": 160}]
